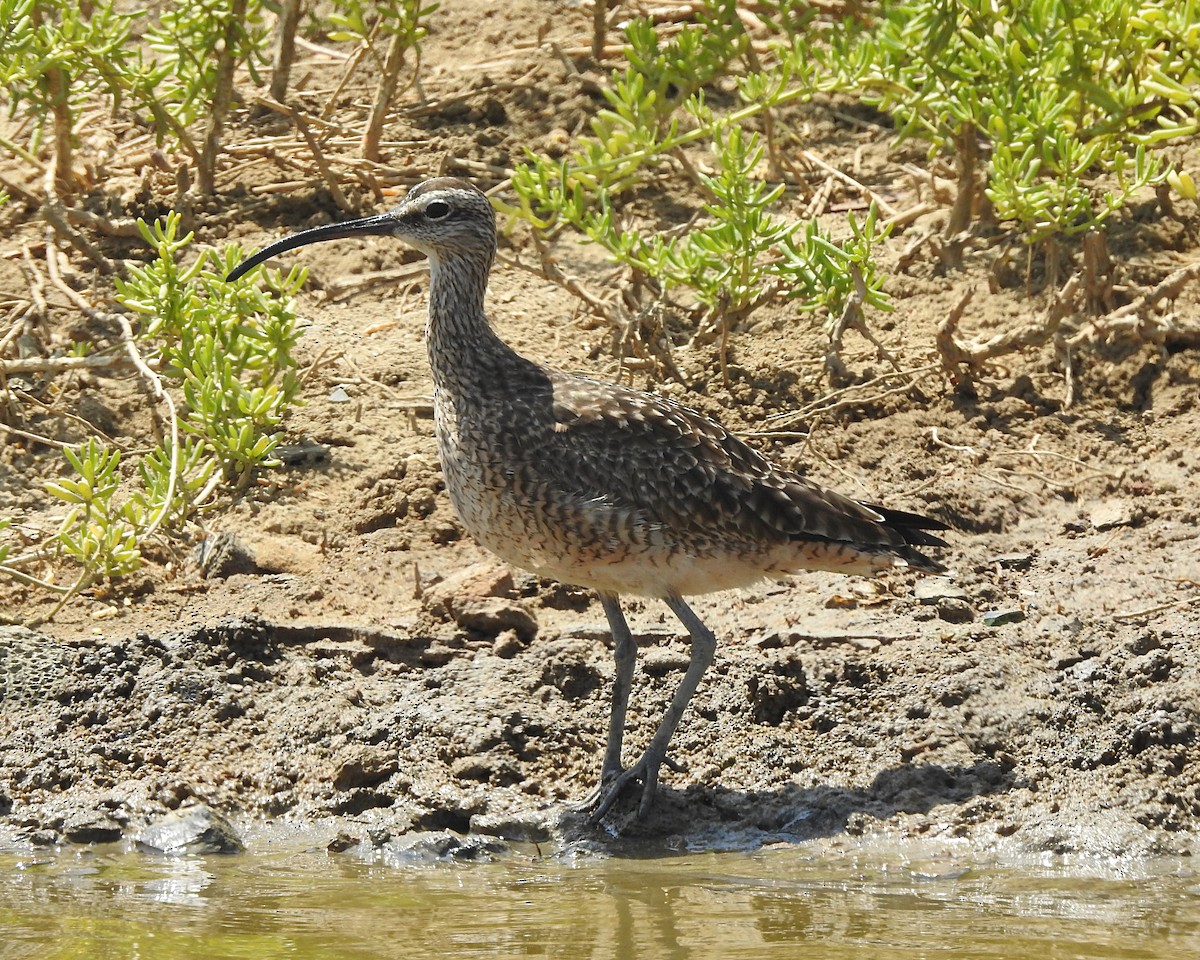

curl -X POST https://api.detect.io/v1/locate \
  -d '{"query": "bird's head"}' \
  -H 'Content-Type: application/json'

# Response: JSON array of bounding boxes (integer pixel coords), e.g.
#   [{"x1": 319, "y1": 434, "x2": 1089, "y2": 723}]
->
[{"x1": 227, "y1": 177, "x2": 496, "y2": 282}]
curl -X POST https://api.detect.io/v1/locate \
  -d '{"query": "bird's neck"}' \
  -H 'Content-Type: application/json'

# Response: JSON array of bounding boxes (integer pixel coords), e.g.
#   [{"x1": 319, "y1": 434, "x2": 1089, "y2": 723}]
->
[{"x1": 424, "y1": 251, "x2": 520, "y2": 393}]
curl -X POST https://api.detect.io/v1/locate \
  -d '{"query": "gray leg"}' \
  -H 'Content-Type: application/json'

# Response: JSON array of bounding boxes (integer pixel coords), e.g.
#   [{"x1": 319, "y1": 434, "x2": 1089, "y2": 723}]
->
[
  {"x1": 591, "y1": 594, "x2": 717, "y2": 822},
  {"x1": 600, "y1": 593, "x2": 637, "y2": 785}
]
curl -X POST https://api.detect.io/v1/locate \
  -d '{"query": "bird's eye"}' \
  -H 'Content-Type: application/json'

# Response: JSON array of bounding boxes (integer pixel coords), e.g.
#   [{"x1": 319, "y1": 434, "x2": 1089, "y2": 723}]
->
[{"x1": 425, "y1": 200, "x2": 451, "y2": 219}]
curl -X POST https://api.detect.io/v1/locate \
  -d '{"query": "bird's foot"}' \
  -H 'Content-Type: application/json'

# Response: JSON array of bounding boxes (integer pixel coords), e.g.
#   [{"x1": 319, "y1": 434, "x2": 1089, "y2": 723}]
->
[
  {"x1": 568, "y1": 782, "x2": 605, "y2": 812},
  {"x1": 586, "y1": 752, "x2": 685, "y2": 824}
]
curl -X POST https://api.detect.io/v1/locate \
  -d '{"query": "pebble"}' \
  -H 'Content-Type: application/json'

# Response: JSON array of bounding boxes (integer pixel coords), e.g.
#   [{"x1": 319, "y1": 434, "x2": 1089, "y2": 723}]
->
[
  {"x1": 447, "y1": 597, "x2": 538, "y2": 642},
  {"x1": 642, "y1": 647, "x2": 691, "y2": 677},
  {"x1": 327, "y1": 831, "x2": 360, "y2": 852},
  {"x1": 422, "y1": 560, "x2": 515, "y2": 607},
  {"x1": 492, "y1": 629, "x2": 524, "y2": 659},
  {"x1": 937, "y1": 597, "x2": 975, "y2": 623},
  {"x1": 195, "y1": 532, "x2": 260, "y2": 579},
  {"x1": 63, "y1": 810, "x2": 123, "y2": 845},
  {"x1": 138, "y1": 804, "x2": 244, "y2": 855},
  {"x1": 915, "y1": 577, "x2": 970, "y2": 603},
  {"x1": 382, "y1": 831, "x2": 509, "y2": 863},
  {"x1": 1088, "y1": 499, "x2": 1135, "y2": 530},
  {"x1": 422, "y1": 561, "x2": 537, "y2": 641},
  {"x1": 333, "y1": 745, "x2": 398, "y2": 790}
]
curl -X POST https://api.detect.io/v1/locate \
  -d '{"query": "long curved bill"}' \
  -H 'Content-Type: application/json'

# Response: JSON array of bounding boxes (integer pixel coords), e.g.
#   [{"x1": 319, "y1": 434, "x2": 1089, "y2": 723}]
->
[{"x1": 226, "y1": 212, "x2": 399, "y2": 283}]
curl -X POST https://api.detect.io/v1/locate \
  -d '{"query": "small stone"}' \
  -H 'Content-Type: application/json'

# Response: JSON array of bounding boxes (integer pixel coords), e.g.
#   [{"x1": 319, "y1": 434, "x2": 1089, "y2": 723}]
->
[
  {"x1": 936, "y1": 597, "x2": 975, "y2": 623},
  {"x1": 447, "y1": 597, "x2": 537, "y2": 642},
  {"x1": 195, "y1": 532, "x2": 259, "y2": 579},
  {"x1": 451, "y1": 754, "x2": 521, "y2": 786},
  {"x1": 982, "y1": 608, "x2": 1025, "y2": 626},
  {"x1": 642, "y1": 648, "x2": 691, "y2": 677},
  {"x1": 366, "y1": 827, "x2": 392, "y2": 847},
  {"x1": 275, "y1": 441, "x2": 331, "y2": 467},
  {"x1": 383, "y1": 831, "x2": 509, "y2": 863},
  {"x1": 991, "y1": 553, "x2": 1034, "y2": 570},
  {"x1": 451, "y1": 757, "x2": 494, "y2": 782},
  {"x1": 333, "y1": 745, "x2": 398, "y2": 791},
  {"x1": 754, "y1": 630, "x2": 783, "y2": 650},
  {"x1": 492, "y1": 629, "x2": 524, "y2": 658},
  {"x1": 138, "y1": 804, "x2": 244, "y2": 855},
  {"x1": 421, "y1": 561, "x2": 536, "y2": 640},
  {"x1": 327, "y1": 832, "x2": 360, "y2": 853},
  {"x1": 422, "y1": 560, "x2": 515, "y2": 610},
  {"x1": 915, "y1": 577, "x2": 969, "y2": 603},
  {"x1": 63, "y1": 810, "x2": 123, "y2": 845},
  {"x1": 1088, "y1": 499, "x2": 1134, "y2": 530}
]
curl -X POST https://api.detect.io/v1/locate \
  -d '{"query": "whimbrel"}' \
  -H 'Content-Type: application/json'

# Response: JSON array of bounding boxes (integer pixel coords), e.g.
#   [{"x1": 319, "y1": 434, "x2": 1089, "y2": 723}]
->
[{"x1": 228, "y1": 177, "x2": 948, "y2": 821}]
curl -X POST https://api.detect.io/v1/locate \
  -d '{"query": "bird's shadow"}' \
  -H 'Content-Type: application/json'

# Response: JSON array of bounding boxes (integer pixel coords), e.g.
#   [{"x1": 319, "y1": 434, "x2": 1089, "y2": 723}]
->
[{"x1": 555, "y1": 758, "x2": 1014, "y2": 853}]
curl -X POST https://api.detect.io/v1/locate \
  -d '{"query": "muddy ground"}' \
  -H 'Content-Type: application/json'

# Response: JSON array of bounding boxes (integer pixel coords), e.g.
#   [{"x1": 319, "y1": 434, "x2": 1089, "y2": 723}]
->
[{"x1": 1, "y1": 1, "x2": 1198, "y2": 860}]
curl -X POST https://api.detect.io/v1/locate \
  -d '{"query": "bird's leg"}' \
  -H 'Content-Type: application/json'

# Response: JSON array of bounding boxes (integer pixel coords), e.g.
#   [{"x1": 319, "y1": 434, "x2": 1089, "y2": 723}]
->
[
  {"x1": 599, "y1": 592, "x2": 637, "y2": 785},
  {"x1": 590, "y1": 594, "x2": 717, "y2": 822},
  {"x1": 572, "y1": 593, "x2": 638, "y2": 810}
]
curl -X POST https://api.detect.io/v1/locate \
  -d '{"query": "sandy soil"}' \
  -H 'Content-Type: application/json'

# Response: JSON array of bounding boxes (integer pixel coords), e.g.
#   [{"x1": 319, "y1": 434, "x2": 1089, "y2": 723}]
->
[{"x1": 1, "y1": 1, "x2": 1198, "y2": 860}]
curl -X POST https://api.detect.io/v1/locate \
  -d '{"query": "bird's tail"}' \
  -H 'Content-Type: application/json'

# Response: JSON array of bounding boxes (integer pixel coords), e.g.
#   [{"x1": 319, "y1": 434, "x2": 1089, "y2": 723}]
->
[{"x1": 868, "y1": 503, "x2": 950, "y2": 573}]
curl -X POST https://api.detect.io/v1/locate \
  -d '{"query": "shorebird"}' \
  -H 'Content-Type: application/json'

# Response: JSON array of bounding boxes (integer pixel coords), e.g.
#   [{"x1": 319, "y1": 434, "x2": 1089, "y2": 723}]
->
[{"x1": 228, "y1": 177, "x2": 948, "y2": 822}]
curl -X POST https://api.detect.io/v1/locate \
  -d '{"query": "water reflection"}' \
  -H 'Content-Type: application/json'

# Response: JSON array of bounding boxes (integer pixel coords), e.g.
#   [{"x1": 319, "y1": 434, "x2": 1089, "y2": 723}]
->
[
  {"x1": 1, "y1": 842, "x2": 1198, "y2": 959},
  {"x1": 141, "y1": 858, "x2": 215, "y2": 905}
]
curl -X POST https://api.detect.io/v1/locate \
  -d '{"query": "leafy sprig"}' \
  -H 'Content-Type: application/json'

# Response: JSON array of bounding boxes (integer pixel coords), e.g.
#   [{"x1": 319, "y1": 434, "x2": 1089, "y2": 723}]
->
[
  {"x1": 845, "y1": 0, "x2": 1200, "y2": 243},
  {"x1": 17, "y1": 214, "x2": 306, "y2": 595}
]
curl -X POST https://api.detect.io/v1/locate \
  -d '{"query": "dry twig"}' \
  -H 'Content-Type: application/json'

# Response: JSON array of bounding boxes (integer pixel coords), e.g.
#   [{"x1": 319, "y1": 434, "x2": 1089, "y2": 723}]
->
[
  {"x1": 797, "y1": 149, "x2": 898, "y2": 219},
  {"x1": 41, "y1": 201, "x2": 115, "y2": 274},
  {"x1": 825, "y1": 262, "x2": 901, "y2": 384},
  {"x1": 1114, "y1": 594, "x2": 1200, "y2": 622},
  {"x1": 764, "y1": 363, "x2": 939, "y2": 432},
  {"x1": 1068, "y1": 261, "x2": 1200, "y2": 354},
  {"x1": 937, "y1": 275, "x2": 1080, "y2": 385}
]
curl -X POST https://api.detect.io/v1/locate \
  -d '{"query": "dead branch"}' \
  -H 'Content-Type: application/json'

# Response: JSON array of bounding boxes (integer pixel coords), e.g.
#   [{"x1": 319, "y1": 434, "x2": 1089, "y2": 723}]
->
[
  {"x1": 198, "y1": 0, "x2": 246, "y2": 195},
  {"x1": 115, "y1": 314, "x2": 180, "y2": 541},
  {"x1": 41, "y1": 201, "x2": 116, "y2": 274},
  {"x1": 797, "y1": 149, "x2": 898, "y2": 218},
  {"x1": 798, "y1": 174, "x2": 834, "y2": 223},
  {"x1": 269, "y1": 0, "x2": 303, "y2": 102},
  {"x1": 592, "y1": 0, "x2": 611, "y2": 62},
  {"x1": 63, "y1": 206, "x2": 144, "y2": 239},
  {"x1": 825, "y1": 262, "x2": 900, "y2": 385},
  {"x1": 884, "y1": 202, "x2": 939, "y2": 234},
  {"x1": 765, "y1": 363, "x2": 939, "y2": 431},
  {"x1": 1114, "y1": 594, "x2": 1200, "y2": 622},
  {"x1": 1068, "y1": 261, "x2": 1200, "y2": 353},
  {"x1": 1081, "y1": 229, "x2": 1115, "y2": 314},
  {"x1": 938, "y1": 274, "x2": 1080, "y2": 381},
  {"x1": 0, "y1": 419, "x2": 73, "y2": 449},
  {"x1": 291, "y1": 109, "x2": 354, "y2": 212},
  {"x1": 363, "y1": 29, "x2": 411, "y2": 162},
  {"x1": 0, "y1": 353, "x2": 129, "y2": 376},
  {"x1": 521, "y1": 232, "x2": 624, "y2": 328},
  {"x1": 943, "y1": 125, "x2": 978, "y2": 269}
]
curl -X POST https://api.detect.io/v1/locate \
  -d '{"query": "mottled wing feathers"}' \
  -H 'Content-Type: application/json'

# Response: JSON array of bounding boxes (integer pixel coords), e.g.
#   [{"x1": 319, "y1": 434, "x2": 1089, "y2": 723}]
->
[{"x1": 534, "y1": 372, "x2": 947, "y2": 571}]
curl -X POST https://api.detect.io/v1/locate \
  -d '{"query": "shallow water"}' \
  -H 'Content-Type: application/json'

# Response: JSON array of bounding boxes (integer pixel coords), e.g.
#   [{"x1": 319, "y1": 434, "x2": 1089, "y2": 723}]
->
[{"x1": 2, "y1": 836, "x2": 1198, "y2": 960}]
